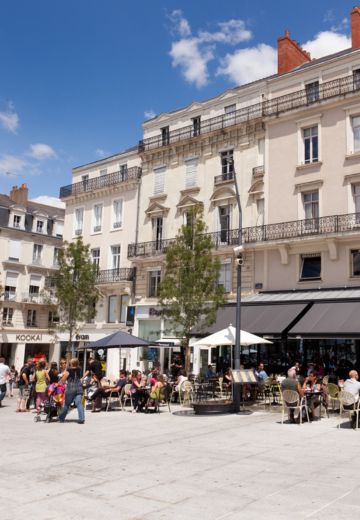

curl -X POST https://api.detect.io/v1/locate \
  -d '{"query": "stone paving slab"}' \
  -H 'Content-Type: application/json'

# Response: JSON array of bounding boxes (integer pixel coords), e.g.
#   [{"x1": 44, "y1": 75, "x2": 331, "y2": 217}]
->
[{"x1": 0, "y1": 397, "x2": 359, "y2": 520}]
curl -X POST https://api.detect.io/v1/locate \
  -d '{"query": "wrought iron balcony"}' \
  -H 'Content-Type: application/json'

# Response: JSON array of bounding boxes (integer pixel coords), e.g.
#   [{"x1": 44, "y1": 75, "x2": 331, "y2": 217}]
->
[
  {"x1": 59, "y1": 166, "x2": 142, "y2": 199},
  {"x1": 128, "y1": 212, "x2": 360, "y2": 257},
  {"x1": 139, "y1": 73, "x2": 360, "y2": 152},
  {"x1": 252, "y1": 165, "x2": 265, "y2": 178},
  {"x1": 214, "y1": 172, "x2": 234, "y2": 185},
  {"x1": 96, "y1": 268, "x2": 136, "y2": 284}
]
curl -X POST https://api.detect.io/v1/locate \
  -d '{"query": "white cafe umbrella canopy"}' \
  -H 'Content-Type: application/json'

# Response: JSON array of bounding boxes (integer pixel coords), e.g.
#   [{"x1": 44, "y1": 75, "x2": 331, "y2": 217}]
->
[{"x1": 193, "y1": 325, "x2": 272, "y2": 348}]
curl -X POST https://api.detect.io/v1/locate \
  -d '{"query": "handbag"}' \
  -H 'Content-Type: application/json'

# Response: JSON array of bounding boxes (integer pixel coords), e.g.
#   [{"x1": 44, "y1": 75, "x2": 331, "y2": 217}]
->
[{"x1": 66, "y1": 371, "x2": 83, "y2": 395}]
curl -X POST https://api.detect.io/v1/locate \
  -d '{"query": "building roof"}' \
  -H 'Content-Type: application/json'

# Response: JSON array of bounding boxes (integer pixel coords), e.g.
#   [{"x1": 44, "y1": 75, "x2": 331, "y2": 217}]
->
[
  {"x1": 0, "y1": 193, "x2": 65, "y2": 219},
  {"x1": 243, "y1": 288, "x2": 360, "y2": 303},
  {"x1": 72, "y1": 144, "x2": 138, "y2": 172}
]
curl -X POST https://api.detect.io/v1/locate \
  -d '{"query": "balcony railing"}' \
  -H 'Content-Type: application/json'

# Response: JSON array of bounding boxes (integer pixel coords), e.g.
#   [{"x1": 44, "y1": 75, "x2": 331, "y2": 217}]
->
[
  {"x1": 139, "y1": 74, "x2": 360, "y2": 152},
  {"x1": 128, "y1": 212, "x2": 360, "y2": 257},
  {"x1": 96, "y1": 267, "x2": 136, "y2": 284},
  {"x1": 214, "y1": 172, "x2": 234, "y2": 185},
  {"x1": 252, "y1": 165, "x2": 265, "y2": 177},
  {"x1": 59, "y1": 166, "x2": 142, "y2": 199}
]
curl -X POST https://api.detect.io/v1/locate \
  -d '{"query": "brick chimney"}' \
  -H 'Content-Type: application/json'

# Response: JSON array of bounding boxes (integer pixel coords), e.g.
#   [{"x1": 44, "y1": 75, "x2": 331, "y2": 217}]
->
[
  {"x1": 277, "y1": 30, "x2": 312, "y2": 75},
  {"x1": 351, "y1": 6, "x2": 360, "y2": 48},
  {"x1": 9, "y1": 183, "x2": 29, "y2": 206}
]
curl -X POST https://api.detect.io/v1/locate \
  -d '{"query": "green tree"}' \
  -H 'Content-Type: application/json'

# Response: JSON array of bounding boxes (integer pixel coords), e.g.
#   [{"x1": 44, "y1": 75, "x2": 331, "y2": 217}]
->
[
  {"x1": 52, "y1": 237, "x2": 100, "y2": 356},
  {"x1": 159, "y1": 206, "x2": 226, "y2": 374}
]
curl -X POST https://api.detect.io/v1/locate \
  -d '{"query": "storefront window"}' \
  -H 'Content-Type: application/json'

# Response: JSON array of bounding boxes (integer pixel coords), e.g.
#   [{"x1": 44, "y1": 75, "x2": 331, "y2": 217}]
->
[
  {"x1": 108, "y1": 295, "x2": 117, "y2": 323},
  {"x1": 120, "y1": 294, "x2": 130, "y2": 323}
]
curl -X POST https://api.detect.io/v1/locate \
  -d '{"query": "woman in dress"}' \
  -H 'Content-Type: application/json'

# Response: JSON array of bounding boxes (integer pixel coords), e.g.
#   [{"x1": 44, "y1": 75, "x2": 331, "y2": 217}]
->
[{"x1": 34, "y1": 360, "x2": 49, "y2": 420}]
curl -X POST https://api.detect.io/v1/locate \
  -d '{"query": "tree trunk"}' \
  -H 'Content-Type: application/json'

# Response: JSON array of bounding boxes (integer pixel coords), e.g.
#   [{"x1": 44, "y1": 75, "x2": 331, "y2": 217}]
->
[{"x1": 184, "y1": 343, "x2": 191, "y2": 375}]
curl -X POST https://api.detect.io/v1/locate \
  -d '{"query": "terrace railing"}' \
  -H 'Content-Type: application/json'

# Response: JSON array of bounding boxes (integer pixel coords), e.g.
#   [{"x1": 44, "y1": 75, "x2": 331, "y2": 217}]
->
[
  {"x1": 128, "y1": 212, "x2": 360, "y2": 257},
  {"x1": 96, "y1": 268, "x2": 136, "y2": 284},
  {"x1": 60, "y1": 166, "x2": 142, "y2": 199}
]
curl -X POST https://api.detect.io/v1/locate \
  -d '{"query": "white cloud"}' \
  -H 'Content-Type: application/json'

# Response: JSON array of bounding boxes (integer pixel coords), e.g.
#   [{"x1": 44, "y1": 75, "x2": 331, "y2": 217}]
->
[
  {"x1": 0, "y1": 154, "x2": 27, "y2": 176},
  {"x1": 199, "y1": 20, "x2": 252, "y2": 45},
  {"x1": 31, "y1": 196, "x2": 65, "y2": 209},
  {"x1": 217, "y1": 44, "x2": 277, "y2": 85},
  {"x1": 144, "y1": 110, "x2": 156, "y2": 120},
  {"x1": 29, "y1": 143, "x2": 57, "y2": 160},
  {"x1": 0, "y1": 102, "x2": 19, "y2": 133},
  {"x1": 168, "y1": 9, "x2": 191, "y2": 38},
  {"x1": 302, "y1": 31, "x2": 350, "y2": 59},
  {"x1": 170, "y1": 38, "x2": 214, "y2": 88},
  {"x1": 95, "y1": 148, "x2": 106, "y2": 158}
]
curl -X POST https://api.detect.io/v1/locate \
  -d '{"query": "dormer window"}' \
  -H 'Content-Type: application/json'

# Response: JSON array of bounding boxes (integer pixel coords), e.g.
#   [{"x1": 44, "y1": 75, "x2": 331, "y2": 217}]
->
[
  {"x1": 9, "y1": 207, "x2": 25, "y2": 230},
  {"x1": 13, "y1": 215, "x2": 22, "y2": 228},
  {"x1": 36, "y1": 220, "x2": 44, "y2": 233}
]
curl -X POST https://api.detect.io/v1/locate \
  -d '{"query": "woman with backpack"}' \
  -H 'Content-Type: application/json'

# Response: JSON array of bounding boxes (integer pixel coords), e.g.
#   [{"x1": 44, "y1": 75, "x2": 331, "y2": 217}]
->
[{"x1": 58, "y1": 358, "x2": 85, "y2": 424}]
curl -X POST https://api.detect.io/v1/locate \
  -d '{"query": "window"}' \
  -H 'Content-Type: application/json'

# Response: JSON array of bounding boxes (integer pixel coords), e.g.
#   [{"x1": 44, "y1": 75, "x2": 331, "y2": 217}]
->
[
  {"x1": 113, "y1": 199, "x2": 123, "y2": 229},
  {"x1": 354, "y1": 184, "x2": 360, "y2": 215},
  {"x1": 99, "y1": 168, "x2": 108, "y2": 187},
  {"x1": 300, "y1": 254, "x2": 321, "y2": 280},
  {"x1": 8, "y1": 240, "x2": 21, "y2": 261},
  {"x1": 93, "y1": 204, "x2": 103, "y2": 232},
  {"x1": 120, "y1": 294, "x2": 130, "y2": 323},
  {"x1": 148, "y1": 270, "x2": 161, "y2": 297},
  {"x1": 185, "y1": 158, "x2": 198, "y2": 188},
  {"x1": 161, "y1": 126, "x2": 170, "y2": 146},
  {"x1": 91, "y1": 248, "x2": 100, "y2": 267},
  {"x1": 225, "y1": 104, "x2": 236, "y2": 114},
  {"x1": 32, "y1": 244, "x2": 43, "y2": 265},
  {"x1": 219, "y1": 206, "x2": 230, "y2": 243},
  {"x1": 48, "y1": 311, "x2": 59, "y2": 326},
  {"x1": 258, "y1": 138, "x2": 265, "y2": 166},
  {"x1": 218, "y1": 262, "x2": 232, "y2": 293},
  {"x1": 36, "y1": 220, "x2": 44, "y2": 233},
  {"x1": 29, "y1": 274, "x2": 41, "y2": 301},
  {"x1": 220, "y1": 150, "x2": 234, "y2": 180},
  {"x1": 55, "y1": 221, "x2": 64, "y2": 238},
  {"x1": 5, "y1": 272, "x2": 18, "y2": 300},
  {"x1": 120, "y1": 164, "x2": 128, "y2": 181},
  {"x1": 111, "y1": 245, "x2": 121, "y2": 269},
  {"x1": 256, "y1": 199, "x2": 265, "y2": 226},
  {"x1": 303, "y1": 126, "x2": 318, "y2": 164},
  {"x1": 26, "y1": 309, "x2": 37, "y2": 327},
  {"x1": 353, "y1": 69, "x2": 360, "y2": 90},
  {"x1": 152, "y1": 217, "x2": 163, "y2": 250},
  {"x1": 81, "y1": 174, "x2": 89, "y2": 192},
  {"x1": 154, "y1": 167, "x2": 166, "y2": 195},
  {"x1": 192, "y1": 116, "x2": 201, "y2": 137},
  {"x1": 13, "y1": 214, "x2": 22, "y2": 228},
  {"x1": 74, "y1": 208, "x2": 84, "y2": 235},
  {"x1": 351, "y1": 250, "x2": 360, "y2": 276},
  {"x1": 53, "y1": 247, "x2": 60, "y2": 267},
  {"x1": 303, "y1": 191, "x2": 319, "y2": 220},
  {"x1": 108, "y1": 295, "x2": 117, "y2": 323},
  {"x1": 352, "y1": 116, "x2": 360, "y2": 153},
  {"x1": 2, "y1": 307, "x2": 13, "y2": 325},
  {"x1": 305, "y1": 81, "x2": 319, "y2": 103}
]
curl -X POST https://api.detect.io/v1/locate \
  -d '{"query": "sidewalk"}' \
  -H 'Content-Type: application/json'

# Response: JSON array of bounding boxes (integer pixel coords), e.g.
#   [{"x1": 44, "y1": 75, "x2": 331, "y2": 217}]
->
[{"x1": 0, "y1": 395, "x2": 359, "y2": 520}]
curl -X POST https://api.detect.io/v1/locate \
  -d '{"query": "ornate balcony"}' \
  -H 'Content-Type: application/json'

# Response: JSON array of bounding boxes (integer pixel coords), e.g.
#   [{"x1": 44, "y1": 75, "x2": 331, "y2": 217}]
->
[
  {"x1": 214, "y1": 172, "x2": 234, "y2": 185},
  {"x1": 128, "y1": 212, "x2": 360, "y2": 258},
  {"x1": 59, "y1": 166, "x2": 142, "y2": 199},
  {"x1": 96, "y1": 268, "x2": 136, "y2": 284},
  {"x1": 139, "y1": 73, "x2": 360, "y2": 152}
]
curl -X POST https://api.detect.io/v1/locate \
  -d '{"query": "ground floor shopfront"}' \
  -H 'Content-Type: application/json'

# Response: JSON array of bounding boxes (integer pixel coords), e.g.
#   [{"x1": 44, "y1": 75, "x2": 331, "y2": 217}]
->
[{"x1": 0, "y1": 331, "x2": 60, "y2": 372}]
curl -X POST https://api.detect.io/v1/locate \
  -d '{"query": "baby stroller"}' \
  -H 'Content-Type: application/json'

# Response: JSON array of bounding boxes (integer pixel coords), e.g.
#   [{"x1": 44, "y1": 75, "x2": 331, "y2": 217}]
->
[{"x1": 43, "y1": 383, "x2": 65, "y2": 423}]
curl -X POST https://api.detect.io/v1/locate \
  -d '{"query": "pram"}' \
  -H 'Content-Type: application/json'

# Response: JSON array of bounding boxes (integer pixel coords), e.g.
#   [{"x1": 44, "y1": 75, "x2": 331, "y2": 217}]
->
[{"x1": 42, "y1": 383, "x2": 65, "y2": 423}]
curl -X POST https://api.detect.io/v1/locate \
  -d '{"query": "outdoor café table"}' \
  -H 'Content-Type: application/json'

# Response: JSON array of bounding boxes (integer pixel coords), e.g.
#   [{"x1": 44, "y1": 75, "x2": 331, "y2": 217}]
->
[{"x1": 304, "y1": 390, "x2": 324, "y2": 420}]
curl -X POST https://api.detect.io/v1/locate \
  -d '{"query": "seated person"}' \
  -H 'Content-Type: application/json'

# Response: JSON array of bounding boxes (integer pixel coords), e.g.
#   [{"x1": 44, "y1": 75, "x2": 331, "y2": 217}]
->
[
  {"x1": 343, "y1": 370, "x2": 360, "y2": 428},
  {"x1": 130, "y1": 370, "x2": 147, "y2": 412},
  {"x1": 175, "y1": 370, "x2": 187, "y2": 392},
  {"x1": 255, "y1": 363, "x2": 269, "y2": 382},
  {"x1": 302, "y1": 371, "x2": 321, "y2": 418},
  {"x1": 281, "y1": 368, "x2": 304, "y2": 423},
  {"x1": 205, "y1": 365, "x2": 216, "y2": 380},
  {"x1": 223, "y1": 368, "x2": 233, "y2": 390}
]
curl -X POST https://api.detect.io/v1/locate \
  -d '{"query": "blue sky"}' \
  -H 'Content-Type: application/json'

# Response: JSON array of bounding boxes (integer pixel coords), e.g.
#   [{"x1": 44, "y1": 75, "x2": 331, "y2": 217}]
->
[{"x1": 0, "y1": 0, "x2": 357, "y2": 206}]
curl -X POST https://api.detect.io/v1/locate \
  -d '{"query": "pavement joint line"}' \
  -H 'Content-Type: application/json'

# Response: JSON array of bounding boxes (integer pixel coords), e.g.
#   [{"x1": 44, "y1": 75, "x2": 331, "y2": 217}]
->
[{"x1": 304, "y1": 489, "x2": 354, "y2": 518}]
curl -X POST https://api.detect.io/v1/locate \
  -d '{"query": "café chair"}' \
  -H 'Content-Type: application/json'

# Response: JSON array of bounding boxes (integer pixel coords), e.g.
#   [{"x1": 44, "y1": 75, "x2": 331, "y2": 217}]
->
[
  {"x1": 281, "y1": 389, "x2": 310, "y2": 425},
  {"x1": 120, "y1": 383, "x2": 133, "y2": 411},
  {"x1": 327, "y1": 383, "x2": 341, "y2": 412},
  {"x1": 179, "y1": 381, "x2": 194, "y2": 406},
  {"x1": 338, "y1": 391, "x2": 360, "y2": 430}
]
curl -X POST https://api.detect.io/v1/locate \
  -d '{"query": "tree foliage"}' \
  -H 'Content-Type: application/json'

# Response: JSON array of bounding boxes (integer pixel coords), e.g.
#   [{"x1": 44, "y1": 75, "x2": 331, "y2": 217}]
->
[
  {"x1": 53, "y1": 237, "x2": 100, "y2": 353},
  {"x1": 159, "y1": 206, "x2": 226, "y2": 372}
]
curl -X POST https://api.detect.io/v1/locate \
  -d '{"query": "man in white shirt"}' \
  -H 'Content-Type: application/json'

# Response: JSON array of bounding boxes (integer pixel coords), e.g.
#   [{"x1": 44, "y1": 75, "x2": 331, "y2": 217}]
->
[
  {"x1": 343, "y1": 370, "x2": 360, "y2": 401},
  {"x1": 0, "y1": 357, "x2": 11, "y2": 407}
]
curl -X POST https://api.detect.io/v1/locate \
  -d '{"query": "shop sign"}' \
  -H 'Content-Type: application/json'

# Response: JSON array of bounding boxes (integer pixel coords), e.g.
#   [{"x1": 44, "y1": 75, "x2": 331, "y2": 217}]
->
[
  {"x1": 16, "y1": 334, "x2": 42, "y2": 342},
  {"x1": 75, "y1": 334, "x2": 90, "y2": 341}
]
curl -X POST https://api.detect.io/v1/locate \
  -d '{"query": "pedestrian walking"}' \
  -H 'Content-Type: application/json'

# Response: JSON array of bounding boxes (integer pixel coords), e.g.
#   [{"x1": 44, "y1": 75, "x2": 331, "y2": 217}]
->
[
  {"x1": 58, "y1": 358, "x2": 85, "y2": 424},
  {"x1": 17, "y1": 358, "x2": 33, "y2": 412},
  {"x1": 7, "y1": 365, "x2": 18, "y2": 397},
  {"x1": 34, "y1": 360, "x2": 49, "y2": 421},
  {"x1": 0, "y1": 357, "x2": 11, "y2": 408}
]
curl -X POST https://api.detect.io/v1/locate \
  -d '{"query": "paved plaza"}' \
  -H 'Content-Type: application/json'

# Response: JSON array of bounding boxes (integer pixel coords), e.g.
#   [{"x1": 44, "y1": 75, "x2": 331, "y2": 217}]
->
[{"x1": 1, "y1": 397, "x2": 360, "y2": 520}]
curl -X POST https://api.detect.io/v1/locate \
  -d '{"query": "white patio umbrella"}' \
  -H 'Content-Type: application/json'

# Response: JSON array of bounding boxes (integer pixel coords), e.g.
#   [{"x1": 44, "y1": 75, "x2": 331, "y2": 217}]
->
[{"x1": 193, "y1": 325, "x2": 272, "y2": 348}]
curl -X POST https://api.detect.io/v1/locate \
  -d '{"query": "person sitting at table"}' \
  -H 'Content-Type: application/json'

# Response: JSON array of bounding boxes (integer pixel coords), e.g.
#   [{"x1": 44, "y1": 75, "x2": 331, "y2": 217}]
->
[
  {"x1": 205, "y1": 365, "x2": 216, "y2": 380},
  {"x1": 343, "y1": 370, "x2": 360, "y2": 427},
  {"x1": 302, "y1": 371, "x2": 321, "y2": 419},
  {"x1": 131, "y1": 370, "x2": 146, "y2": 412},
  {"x1": 171, "y1": 355, "x2": 183, "y2": 379},
  {"x1": 281, "y1": 368, "x2": 305, "y2": 423},
  {"x1": 223, "y1": 367, "x2": 233, "y2": 389},
  {"x1": 255, "y1": 363, "x2": 269, "y2": 382},
  {"x1": 147, "y1": 369, "x2": 158, "y2": 387}
]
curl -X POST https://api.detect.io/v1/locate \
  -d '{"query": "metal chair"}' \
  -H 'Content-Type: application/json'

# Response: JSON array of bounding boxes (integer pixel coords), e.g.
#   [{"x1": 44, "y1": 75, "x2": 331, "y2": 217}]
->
[
  {"x1": 281, "y1": 389, "x2": 310, "y2": 425},
  {"x1": 105, "y1": 388, "x2": 121, "y2": 412},
  {"x1": 338, "y1": 391, "x2": 360, "y2": 429},
  {"x1": 327, "y1": 383, "x2": 341, "y2": 412},
  {"x1": 179, "y1": 381, "x2": 194, "y2": 406},
  {"x1": 120, "y1": 383, "x2": 133, "y2": 410}
]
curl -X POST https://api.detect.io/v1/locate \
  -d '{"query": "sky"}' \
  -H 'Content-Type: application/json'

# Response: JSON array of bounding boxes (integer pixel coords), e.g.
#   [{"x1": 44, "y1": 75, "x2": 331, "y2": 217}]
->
[{"x1": 0, "y1": 0, "x2": 357, "y2": 207}]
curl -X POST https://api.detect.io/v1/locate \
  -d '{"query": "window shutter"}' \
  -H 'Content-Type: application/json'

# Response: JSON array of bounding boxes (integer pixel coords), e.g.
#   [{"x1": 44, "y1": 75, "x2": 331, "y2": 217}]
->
[
  {"x1": 56, "y1": 222, "x2": 64, "y2": 236},
  {"x1": 9, "y1": 240, "x2": 21, "y2": 260},
  {"x1": 154, "y1": 167, "x2": 166, "y2": 195},
  {"x1": 5, "y1": 272, "x2": 19, "y2": 285},
  {"x1": 30, "y1": 274, "x2": 42, "y2": 286},
  {"x1": 185, "y1": 159, "x2": 198, "y2": 188}
]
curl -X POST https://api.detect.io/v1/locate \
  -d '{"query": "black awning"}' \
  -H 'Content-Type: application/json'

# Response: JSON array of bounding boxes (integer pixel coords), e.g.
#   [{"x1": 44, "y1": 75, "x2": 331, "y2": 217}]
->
[
  {"x1": 288, "y1": 301, "x2": 360, "y2": 338},
  {"x1": 195, "y1": 303, "x2": 309, "y2": 336}
]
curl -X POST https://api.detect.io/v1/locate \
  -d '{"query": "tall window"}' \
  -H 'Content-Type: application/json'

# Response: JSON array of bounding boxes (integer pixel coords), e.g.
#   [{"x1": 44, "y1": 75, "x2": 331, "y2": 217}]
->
[
  {"x1": 148, "y1": 270, "x2": 161, "y2": 297},
  {"x1": 91, "y1": 248, "x2": 100, "y2": 267},
  {"x1": 152, "y1": 217, "x2": 163, "y2": 250},
  {"x1": 48, "y1": 311, "x2": 59, "y2": 326},
  {"x1": 219, "y1": 206, "x2": 230, "y2": 243},
  {"x1": 185, "y1": 158, "x2": 198, "y2": 188},
  {"x1": 81, "y1": 174, "x2": 89, "y2": 192},
  {"x1": 154, "y1": 167, "x2": 166, "y2": 195},
  {"x1": 36, "y1": 220, "x2": 44, "y2": 233},
  {"x1": 120, "y1": 294, "x2": 130, "y2": 323},
  {"x1": 53, "y1": 247, "x2": 60, "y2": 267},
  {"x1": 300, "y1": 254, "x2": 321, "y2": 280},
  {"x1": 108, "y1": 295, "x2": 117, "y2": 323},
  {"x1": 113, "y1": 199, "x2": 123, "y2": 229},
  {"x1": 220, "y1": 150, "x2": 234, "y2": 180},
  {"x1": 256, "y1": 199, "x2": 265, "y2": 226},
  {"x1": 353, "y1": 69, "x2": 360, "y2": 90},
  {"x1": 8, "y1": 240, "x2": 21, "y2": 261},
  {"x1": 5, "y1": 272, "x2": 18, "y2": 301},
  {"x1": 218, "y1": 262, "x2": 232, "y2": 293},
  {"x1": 93, "y1": 204, "x2": 103, "y2": 232},
  {"x1": 13, "y1": 214, "x2": 22, "y2": 229},
  {"x1": 305, "y1": 81, "x2": 319, "y2": 103},
  {"x1": 2, "y1": 307, "x2": 13, "y2": 324},
  {"x1": 303, "y1": 126, "x2": 318, "y2": 164},
  {"x1": 192, "y1": 116, "x2": 201, "y2": 137},
  {"x1": 33, "y1": 244, "x2": 43, "y2": 264},
  {"x1": 29, "y1": 275, "x2": 41, "y2": 300},
  {"x1": 354, "y1": 184, "x2": 360, "y2": 215},
  {"x1": 120, "y1": 164, "x2": 128, "y2": 181},
  {"x1": 111, "y1": 245, "x2": 121, "y2": 269},
  {"x1": 351, "y1": 250, "x2": 360, "y2": 277},
  {"x1": 99, "y1": 168, "x2": 108, "y2": 187},
  {"x1": 55, "y1": 221, "x2": 64, "y2": 238},
  {"x1": 303, "y1": 191, "x2": 319, "y2": 220},
  {"x1": 27, "y1": 309, "x2": 37, "y2": 327},
  {"x1": 161, "y1": 126, "x2": 170, "y2": 146},
  {"x1": 352, "y1": 116, "x2": 360, "y2": 153},
  {"x1": 74, "y1": 208, "x2": 84, "y2": 235}
]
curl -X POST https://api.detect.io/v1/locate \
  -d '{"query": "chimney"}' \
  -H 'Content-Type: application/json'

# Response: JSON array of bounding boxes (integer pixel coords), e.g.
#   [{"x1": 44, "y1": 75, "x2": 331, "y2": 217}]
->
[
  {"x1": 277, "y1": 30, "x2": 311, "y2": 75},
  {"x1": 351, "y1": 6, "x2": 360, "y2": 48},
  {"x1": 9, "y1": 183, "x2": 29, "y2": 206}
]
